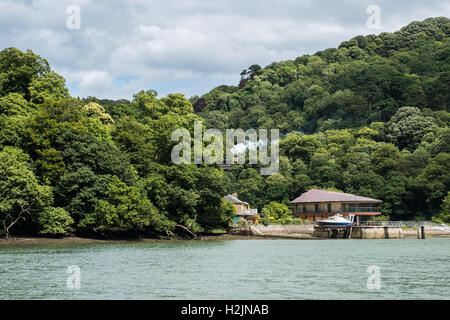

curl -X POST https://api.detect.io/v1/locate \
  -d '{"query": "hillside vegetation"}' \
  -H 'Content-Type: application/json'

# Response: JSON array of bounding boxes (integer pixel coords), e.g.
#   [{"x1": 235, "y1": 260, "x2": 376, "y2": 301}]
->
[
  {"x1": 193, "y1": 17, "x2": 450, "y2": 222},
  {"x1": 0, "y1": 17, "x2": 449, "y2": 238},
  {"x1": 0, "y1": 50, "x2": 235, "y2": 238}
]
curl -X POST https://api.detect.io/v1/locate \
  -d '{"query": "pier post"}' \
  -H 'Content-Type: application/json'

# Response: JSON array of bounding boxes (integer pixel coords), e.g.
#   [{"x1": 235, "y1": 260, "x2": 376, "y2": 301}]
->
[
  {"x1": 417, "y1": 224, "x2": 426, "y2": 239},
  {"x1": 331, "y1": 229, "x2": 338, "y2": 238}
]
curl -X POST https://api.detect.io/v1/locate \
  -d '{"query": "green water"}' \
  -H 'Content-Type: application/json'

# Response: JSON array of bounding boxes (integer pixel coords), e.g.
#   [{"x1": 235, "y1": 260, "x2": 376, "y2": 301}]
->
[{"x1": 0, "y1": 239, "x2": 449, "y2": 299}]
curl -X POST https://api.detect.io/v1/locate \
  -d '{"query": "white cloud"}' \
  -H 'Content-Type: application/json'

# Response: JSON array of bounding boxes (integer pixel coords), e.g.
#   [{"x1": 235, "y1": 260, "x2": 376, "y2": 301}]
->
[
  {"x1": 76, "y1": 70, "x2": 112, "y2": 90},
  {"x1": 0, "y1": 0, "x2": 448, "y2": 100}
]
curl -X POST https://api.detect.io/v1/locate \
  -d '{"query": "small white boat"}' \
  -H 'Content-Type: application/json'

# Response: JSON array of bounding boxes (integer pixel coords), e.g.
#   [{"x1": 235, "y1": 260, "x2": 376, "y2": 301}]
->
[{"x1": 317, "y1": 214, "x2": 353, "y2": 227}]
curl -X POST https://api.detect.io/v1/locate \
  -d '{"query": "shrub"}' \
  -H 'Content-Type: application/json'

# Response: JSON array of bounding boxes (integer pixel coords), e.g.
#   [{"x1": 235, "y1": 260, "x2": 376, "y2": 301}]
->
[
  {"x1": 374, "y1": 215, "x2": 390, "y2": 222},
  {"x1": 433, "y1": 192, "x2": 450, "y2": 224},
  {"x1": 236, "y1": 218, "x2": 249, "y2": 227},
  {"x1": 291, "y1": 218, "x2": 303, "y2": 225},
  {"x1": 78, "y1": 176, "x2": 160, "y2": 233},
  {"x1": 38, "y1": 207, "x2": 74, "y2": 235},
  {"x1": 184, "y1": 218, "x2": 204, "y2": 233},
  {"x1": 262, "y1": 202, "x2": 291, "y2": 220}
]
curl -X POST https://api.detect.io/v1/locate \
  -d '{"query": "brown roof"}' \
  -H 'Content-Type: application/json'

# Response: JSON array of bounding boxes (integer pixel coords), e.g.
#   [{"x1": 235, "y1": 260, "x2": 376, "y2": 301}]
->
[{"x1": 290, "y1": 189, "x2": 382, "y2": 204}]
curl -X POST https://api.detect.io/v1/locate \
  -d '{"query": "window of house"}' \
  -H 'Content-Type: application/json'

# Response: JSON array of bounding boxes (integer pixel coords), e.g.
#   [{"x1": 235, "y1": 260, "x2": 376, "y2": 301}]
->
[
  {"x1": 303, "y1": 205, "x2": 306, "y2": 213},
  {"x1": 327, "y1": 203, "x2": 331, "y2": 213},
  {"x1": 314, "y1": 204, "x2": 319, "y2": 213}
]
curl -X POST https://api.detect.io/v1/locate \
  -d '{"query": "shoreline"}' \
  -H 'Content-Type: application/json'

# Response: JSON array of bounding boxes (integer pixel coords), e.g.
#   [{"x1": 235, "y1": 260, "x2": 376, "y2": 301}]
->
[
  {"x1": 0, "y1": 234, "x2": 312, "y2": 246},
  {"x1": 1, "y1": 231, "x2": 450, "y2": 246}
]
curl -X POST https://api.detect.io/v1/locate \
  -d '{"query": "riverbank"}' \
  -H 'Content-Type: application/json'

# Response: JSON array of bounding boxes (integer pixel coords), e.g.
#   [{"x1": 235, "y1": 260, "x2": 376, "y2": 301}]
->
[
  {"x1": 0, "y1": 236, "x2": 123, "y2": 246},
  {"x1": 0, "y1": 233, "x2": 307, "y2": 246},
  {"x1": 1, "y1": 225, "x2": 449, "y2": 246}
]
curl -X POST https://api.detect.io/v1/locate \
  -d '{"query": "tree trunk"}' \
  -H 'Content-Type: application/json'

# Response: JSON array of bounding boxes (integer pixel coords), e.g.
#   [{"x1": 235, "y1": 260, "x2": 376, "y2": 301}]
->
[
  {"x1": 175, "y1": 224, "x2": 197, "y2": 239},
  {"x1": 1, "y1": 203, "x2": 31, "y2": 239}
]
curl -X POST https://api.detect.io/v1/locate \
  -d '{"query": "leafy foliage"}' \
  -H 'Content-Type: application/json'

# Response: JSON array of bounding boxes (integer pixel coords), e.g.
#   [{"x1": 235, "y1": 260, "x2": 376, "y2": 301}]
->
[
  {"x1": 196, "y1": 17, "x2": 450, "y2": 222},
  {"x1": 0, "y1": 17, "x2": 449, "y2": 238},
  {"x1": 38, "y1": 207, "x2": 73, "y2": 235},
  {"x1": 262, "y1": 202, "x2": 290, "y2": 220},
  {"x1": 0, "y1": 147, "x2": 52, "y2": 236},
  {"x1": 79, "y1": 176, "x2": 163, "y2": 234},
  {"x1": 194, "y1": 17, "x2": 449, "y2": 134},
  {"x1": 435, "y1": 192, "x2": 450, "y2": 224}
]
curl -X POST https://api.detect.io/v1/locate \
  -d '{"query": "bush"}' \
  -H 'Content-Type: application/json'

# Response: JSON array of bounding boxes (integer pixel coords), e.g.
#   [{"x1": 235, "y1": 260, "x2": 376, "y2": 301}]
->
[
  {"x1": 262, "y1": 202, "x2": 291, "y2": 220},
  {"x1": 433, "y1": 192, "x2": 450, "y2": 224},
  {"x1": 236, "y1": 218, "x2": 249, "y2": 227},
  {"x1": 78, "y1": 176, "x2": 160, "y2": 233},
  {"x1": 183, "y1": 218, "x2": 204, "y2": 233},
  {"x1": 374, "y1": 215, "x2": 390, "y2": 222},
  {"x1": 261, "y1": 217, "x2": 303, "y2": 225},
  {"x1": 303, "y1": 219, "x2": 310, "y2": 225},
  {"x1": 280, "y1": 218, "x2": 292, "y2": 225},
  {"x1": 38, "y1": 207, "x2": 74, "y2": 235}
]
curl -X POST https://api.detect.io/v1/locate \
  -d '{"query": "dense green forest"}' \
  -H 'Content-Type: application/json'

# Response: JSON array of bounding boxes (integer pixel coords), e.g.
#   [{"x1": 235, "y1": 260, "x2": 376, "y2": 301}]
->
[
  {"x1": 193, "y1": 17, "x2": 450, "y2": 223},
  {"x1": 0, "y1": 17, "x2": 449, "y2": 238},
  {"x1": 0, "y1": 52, "x2": 236, "y2": 238}
]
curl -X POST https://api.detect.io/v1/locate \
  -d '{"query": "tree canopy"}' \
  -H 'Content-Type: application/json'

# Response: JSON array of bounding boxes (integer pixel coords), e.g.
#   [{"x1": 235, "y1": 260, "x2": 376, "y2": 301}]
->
[{"x1": 0, "y1": 17, "x2": 449, "y2": 237}]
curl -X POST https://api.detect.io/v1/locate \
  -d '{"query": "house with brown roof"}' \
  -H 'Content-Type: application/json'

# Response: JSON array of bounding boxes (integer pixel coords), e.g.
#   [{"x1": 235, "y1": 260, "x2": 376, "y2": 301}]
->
[
  {"x1": 224, "y1": 193, "x2": 259, "y2": 224},
  {"x1": 290, "y1": 189, "x2": 382, "y2": 225}
]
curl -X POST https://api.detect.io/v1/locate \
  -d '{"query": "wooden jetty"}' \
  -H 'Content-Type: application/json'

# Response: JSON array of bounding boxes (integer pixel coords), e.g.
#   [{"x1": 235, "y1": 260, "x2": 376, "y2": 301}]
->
[{"x1": 315, "y1": 225, "x2": 353, "y2": 239}]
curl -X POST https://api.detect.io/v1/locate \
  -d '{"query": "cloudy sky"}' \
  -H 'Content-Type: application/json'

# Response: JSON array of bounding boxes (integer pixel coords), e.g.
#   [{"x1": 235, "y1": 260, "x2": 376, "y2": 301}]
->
[{"x1": 1, "y1": 0, "x2": 449, "y2": 100}]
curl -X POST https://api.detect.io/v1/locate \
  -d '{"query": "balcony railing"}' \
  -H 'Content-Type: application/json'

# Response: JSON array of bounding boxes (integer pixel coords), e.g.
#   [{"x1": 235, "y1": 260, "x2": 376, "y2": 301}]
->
[
  {"x1": 294, "y1": 210, "x2": 381, "y2": 215},
  {"x1": 238, "y1": 208, "x2": 258, "y2": 215}
]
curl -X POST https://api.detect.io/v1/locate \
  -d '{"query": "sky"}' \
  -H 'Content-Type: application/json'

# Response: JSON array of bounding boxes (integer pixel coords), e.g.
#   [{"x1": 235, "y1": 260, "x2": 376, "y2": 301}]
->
[{"x1": 1, "y1": 0, "x2": 449, "y2": 100}]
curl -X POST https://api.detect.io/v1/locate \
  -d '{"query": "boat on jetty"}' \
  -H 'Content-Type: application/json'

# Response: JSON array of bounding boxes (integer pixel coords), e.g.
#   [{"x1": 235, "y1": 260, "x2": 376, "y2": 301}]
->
[{"x1": 317, "y1": 214, "x2": 353, "y2": 227}]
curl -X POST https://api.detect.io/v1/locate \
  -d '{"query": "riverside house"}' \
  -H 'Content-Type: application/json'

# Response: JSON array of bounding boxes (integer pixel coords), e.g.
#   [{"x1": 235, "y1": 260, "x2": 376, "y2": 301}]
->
[
  {"x1": 224, "y1": 193, "x2": 259, "y2": 225},
  {"x1": 290, "y1": 189, "x2": 382, "y2": 225}
]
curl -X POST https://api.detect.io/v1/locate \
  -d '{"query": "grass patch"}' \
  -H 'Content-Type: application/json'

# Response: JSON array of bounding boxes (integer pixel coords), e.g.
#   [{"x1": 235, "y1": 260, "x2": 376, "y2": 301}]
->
[{"x1": 207, "y1": 229, "x2": 228, "y2": 234}]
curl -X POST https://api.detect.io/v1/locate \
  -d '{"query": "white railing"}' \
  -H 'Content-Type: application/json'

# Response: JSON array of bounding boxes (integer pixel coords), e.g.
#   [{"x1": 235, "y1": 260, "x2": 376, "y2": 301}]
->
[
  {"x1": 240, "y1": 208, "x2": 258, "y2": 214},
  {"x1": 357, "y1": 221, "x2": 449, "y2": 228}
]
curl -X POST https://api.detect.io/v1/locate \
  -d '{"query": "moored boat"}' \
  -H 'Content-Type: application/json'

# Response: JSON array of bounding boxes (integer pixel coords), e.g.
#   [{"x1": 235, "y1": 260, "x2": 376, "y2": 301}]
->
[{"x1": 317, "y1": 214, "x2": 353, "y2": 227}]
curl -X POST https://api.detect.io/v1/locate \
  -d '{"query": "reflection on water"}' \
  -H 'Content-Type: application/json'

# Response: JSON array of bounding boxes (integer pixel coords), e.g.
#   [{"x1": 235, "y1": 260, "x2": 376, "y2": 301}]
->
[{"x1": 0, "y1": 239, "x2": 449, "y2": 299}]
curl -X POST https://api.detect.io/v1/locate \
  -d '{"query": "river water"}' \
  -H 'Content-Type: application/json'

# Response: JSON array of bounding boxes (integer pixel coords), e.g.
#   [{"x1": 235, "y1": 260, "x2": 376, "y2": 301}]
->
[{"x1": 0, "y1": 239, "x2": 449, "y2": 299}]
